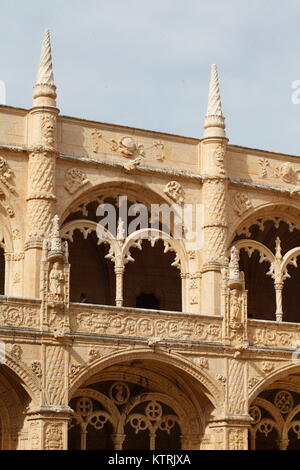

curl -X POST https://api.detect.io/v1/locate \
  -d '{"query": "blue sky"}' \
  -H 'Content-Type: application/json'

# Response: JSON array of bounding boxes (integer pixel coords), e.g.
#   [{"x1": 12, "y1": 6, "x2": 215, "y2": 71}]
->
[{"x1": 1, "y1": 0, "x2": 300, "y2": 155}]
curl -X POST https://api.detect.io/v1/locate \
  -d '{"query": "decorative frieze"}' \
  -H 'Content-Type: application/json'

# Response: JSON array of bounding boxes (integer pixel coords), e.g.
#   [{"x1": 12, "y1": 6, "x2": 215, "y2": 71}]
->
[
  {"x1": 87, "y1": 129, "x2": 165, "y2": 166},
  {"x1": 70, "y1": 307, "x2": 222, "y2": 342},
  {"x1": 248, "y1": 323, "x2": 300, "y2": 349},
  {"x1": 0, "y1": 304, "x2": 40, "y2": 329}
]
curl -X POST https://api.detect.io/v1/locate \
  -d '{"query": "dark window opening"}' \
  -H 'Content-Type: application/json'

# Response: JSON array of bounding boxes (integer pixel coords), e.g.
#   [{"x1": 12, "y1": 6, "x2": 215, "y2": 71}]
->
[{"x1": 136, "y1": 293, "x2": 160, "y2": 310}]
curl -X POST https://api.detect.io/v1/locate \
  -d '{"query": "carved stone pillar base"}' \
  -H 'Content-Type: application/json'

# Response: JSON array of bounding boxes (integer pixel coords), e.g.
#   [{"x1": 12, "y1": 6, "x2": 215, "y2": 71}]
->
[
  {"x1": 26, "y1": 409, "x2": 72, "y2": 450},
  {"x1": 112, "y1": 433, "x2": 126, "y2": 450},
  {"x1": 209, "y1": 417, "x2": 251, "y2": 450}
]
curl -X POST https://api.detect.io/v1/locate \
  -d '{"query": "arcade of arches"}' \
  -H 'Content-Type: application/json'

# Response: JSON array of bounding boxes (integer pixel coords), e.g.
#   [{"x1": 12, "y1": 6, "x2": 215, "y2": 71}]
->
[
  {"x1": 68, "y1": 359, "x2": 211, "y2": 451},
  {"x1": 249, "y1": 373, "x2": 300, "y2": 450},
  {"x1": 62, "y1": 194, "x2": 182, "y2": 311},
  {"x1": 233, "y1": 209, "x2": 300, "y2": 323},
  {"x1": 60, "y1": 197, "x2": 300, "y2": 322},
  {"x1": 2, "y1": 357, "x2": 300, "y2": 450}
]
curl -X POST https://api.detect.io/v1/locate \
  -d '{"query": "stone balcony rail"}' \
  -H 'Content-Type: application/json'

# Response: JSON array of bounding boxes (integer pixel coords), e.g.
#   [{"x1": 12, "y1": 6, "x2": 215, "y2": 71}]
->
[
  {"x1": 68, "y1": 303, "x2": 223, "y2": 344},
  {"x1": 0, "y1": 296, "x2": 300, "y2": 352},
  {"x1": 0, "y1": 296, "x2": 41, "y2": 330},
  {"x1": 248, "y1": 319, "x2": 300, "y2": 350}
]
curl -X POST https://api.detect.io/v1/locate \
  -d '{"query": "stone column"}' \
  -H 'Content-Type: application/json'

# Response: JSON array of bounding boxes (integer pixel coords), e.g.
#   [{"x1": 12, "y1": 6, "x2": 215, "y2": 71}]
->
[
  {"x1": 24, "y1": 336, "x2": 73, "y2": 450},
  {"x1": 24, "y1": 29, "x2": 59, "y2": 298},
  {"x1": 24, "y1": 147, "x2": 57, "y2": 297},
  {"x1": 180, "y1": 273, "x2": 188, "y2": 311},
  {"x1": 200, "y1": 65, "x2": 228, "y2": 316},
  {"x1": 210, "y1": 356, "x2": 251, "y2": 450},
  {"x1": 115, "y1": 266, "x2": 124, "y2": 307},
  {"x1": 112, "y1": 433, "x2": 126, "y2": 450},
  {"x1": 279, "y1": 438, "x2": 289, "y2": 450},
  {"x1": 275, "y1": 281, "x2": 283, "y2": 322},
  {"x1": 201, "y1": 175, "x2": 228, "y2": 315}
]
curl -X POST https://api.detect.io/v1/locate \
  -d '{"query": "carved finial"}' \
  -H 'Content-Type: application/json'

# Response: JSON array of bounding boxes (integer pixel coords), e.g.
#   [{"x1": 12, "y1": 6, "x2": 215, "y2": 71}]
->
[
  {"x1": 48, "y1": 214, "x2": 63, "y2": 257},
  {"x1": 228, "y1": 246, "x2": 243, "y2": 289},
  {"x1": 36, "y1": 29, "x2": 54, "y2": 86},
  {"x1": 204, "y1": 64, "x2": 226, "y2": 138},
  {"x1": 50, "y1": 214, "x2": 60, "y2": 239},
  {"x1": 206, "y1": 64, "x2": 223, "y2": 117},
  {"x1": 33, "y1": 29, "x2": 57, "y2": 107}
]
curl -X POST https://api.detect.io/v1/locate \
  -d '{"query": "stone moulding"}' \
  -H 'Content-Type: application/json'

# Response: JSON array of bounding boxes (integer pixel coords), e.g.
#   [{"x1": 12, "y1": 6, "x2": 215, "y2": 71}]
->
[
  {"x1": 0, "y1": 144, "x2": 27, "y2": 154},
  {"x1": 69, "y1": 303, "x2": 223, "y2": 342},
  {"x1": 230, "y1": 178, "x2": 298, "y2": 197},
  {"x1": 59, "y1": 153, "x2": 203, "y2": 181}
]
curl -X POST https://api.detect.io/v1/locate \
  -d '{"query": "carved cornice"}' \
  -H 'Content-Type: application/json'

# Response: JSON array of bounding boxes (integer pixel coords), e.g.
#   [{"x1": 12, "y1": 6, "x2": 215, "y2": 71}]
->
[
  {"x1": 59, "y1": 153, "x2": 203, "y2": 182},
  {"x1": 230, "y1": 178, "x2": 296, "y2": 198},
  {"x1": 0, "y1": 144, "x2": 27, "y2": 154}
]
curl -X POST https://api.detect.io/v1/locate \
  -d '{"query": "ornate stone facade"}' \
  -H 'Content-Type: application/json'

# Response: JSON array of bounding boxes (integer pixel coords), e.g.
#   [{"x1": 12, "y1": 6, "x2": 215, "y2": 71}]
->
[{"x1": 0, "y1": 32, "x2": 300, "y2": 451}]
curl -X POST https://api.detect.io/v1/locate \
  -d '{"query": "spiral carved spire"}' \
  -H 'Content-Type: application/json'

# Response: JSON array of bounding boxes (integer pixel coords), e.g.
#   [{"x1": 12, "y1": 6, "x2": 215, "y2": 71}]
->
[
  {"x1": 36, "y1": 29, "x2": 55, "y2": 85},
  {"x1": 206, "y1": 64, "x2": 223, "y2": 117},
  {"x1": 204, "y1": 64, "x2": 226, "y2": 138},
  {"x1": 33, "y1": 29, "x2": 57, "y2": 107}
]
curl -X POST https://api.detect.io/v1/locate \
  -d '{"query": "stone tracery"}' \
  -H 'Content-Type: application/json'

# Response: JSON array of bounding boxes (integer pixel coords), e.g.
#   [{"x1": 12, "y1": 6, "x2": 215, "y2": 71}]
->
[
  {"x1": 69, "y1": 380, "x2": 189, "y2": 450},
  {"x1": 60, "y1": 192, "x2": 187, "y2": 310},
  {"x1": 231, "y1": 212, "x2": 300, "y2": 322}
]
